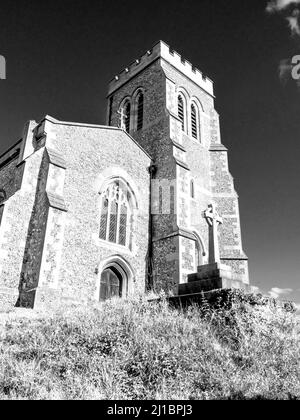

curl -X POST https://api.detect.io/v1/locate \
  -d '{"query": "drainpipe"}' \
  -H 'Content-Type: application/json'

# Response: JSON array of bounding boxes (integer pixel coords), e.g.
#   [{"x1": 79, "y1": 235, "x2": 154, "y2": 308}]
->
[{"x1": 147, "y1": 164, "x2": 157, "y2": 291}]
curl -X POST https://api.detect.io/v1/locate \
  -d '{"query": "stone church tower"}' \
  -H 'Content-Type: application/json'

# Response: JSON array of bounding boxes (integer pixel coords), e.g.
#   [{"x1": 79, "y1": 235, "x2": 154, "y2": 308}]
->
[
  {"x1": 107, "y1": 41, "x2": 249, "y2": 293},
  {"x1": 0, "y1": 41, "x2": 249, "y2": 310}
]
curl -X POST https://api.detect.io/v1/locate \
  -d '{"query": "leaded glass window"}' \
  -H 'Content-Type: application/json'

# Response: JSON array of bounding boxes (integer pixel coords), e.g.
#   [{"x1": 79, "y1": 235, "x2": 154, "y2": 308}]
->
[{"x1": 99, "y1": 181, "x2": 132, "y2": 249}]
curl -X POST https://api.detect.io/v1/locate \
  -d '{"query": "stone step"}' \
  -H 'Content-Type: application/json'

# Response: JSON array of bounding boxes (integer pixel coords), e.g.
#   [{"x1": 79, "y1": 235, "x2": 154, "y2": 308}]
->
[{"x1": 179, "y1": 277, "x2": 252, "y2": 296}]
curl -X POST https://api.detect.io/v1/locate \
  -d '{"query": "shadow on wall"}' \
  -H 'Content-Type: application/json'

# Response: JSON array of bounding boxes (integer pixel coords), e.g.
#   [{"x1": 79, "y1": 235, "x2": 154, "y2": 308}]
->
[{"x1": 16, "y1": 151, "x2": 49, "y2": 309}]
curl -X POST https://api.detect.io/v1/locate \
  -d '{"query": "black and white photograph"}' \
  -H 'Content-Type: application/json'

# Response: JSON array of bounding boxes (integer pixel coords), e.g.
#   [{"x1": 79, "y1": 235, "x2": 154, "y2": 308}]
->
[{"x1": 0, "y1": 0, "x2": 299, "y2": 403}]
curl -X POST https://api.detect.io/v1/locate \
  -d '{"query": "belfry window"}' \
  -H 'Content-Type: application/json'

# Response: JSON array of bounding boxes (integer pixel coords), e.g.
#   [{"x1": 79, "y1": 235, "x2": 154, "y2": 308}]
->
[
  {"x1": 191, "y1": 103, "x2": 199, "y2": 140},
  {"x1": 178, "y1": 95, "x2": 185, "y2": 131},
  {"x1": 136, "y1": 91, "x2": 144, "y2": 131},
  {"x1": 99, "y1": 181, "x2": 133, "y2": 249}
]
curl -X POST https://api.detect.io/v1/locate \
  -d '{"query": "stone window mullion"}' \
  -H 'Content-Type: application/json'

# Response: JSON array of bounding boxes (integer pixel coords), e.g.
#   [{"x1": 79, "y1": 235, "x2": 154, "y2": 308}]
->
[
  {"x1": 99, "y1": 181, "x2": 134, "y2": 250},
  {"x1": 116, "y1": 194, "x2": 122, "y2": 244},
  {"x1": 106, "y1": 189, "x2": 112, "y2": 242},
  {"x1": 125, "y1": 206, "x2": 131, "y2": 248}
]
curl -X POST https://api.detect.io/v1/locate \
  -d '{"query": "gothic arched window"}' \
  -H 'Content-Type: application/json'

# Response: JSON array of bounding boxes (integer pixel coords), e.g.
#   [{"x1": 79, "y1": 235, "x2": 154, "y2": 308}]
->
[
  {"x1": 178, "y1": 95, "x2": 186, "y2": 132},
  {"x1": 191, "y1": 103, "x2": 199, "y2": 140},
  {"x1": 136, "y1": 91, "x2": 144, "y2": 131},
  {"x1": 99, "y1": 181, "x2": 133, "y2": 249}
]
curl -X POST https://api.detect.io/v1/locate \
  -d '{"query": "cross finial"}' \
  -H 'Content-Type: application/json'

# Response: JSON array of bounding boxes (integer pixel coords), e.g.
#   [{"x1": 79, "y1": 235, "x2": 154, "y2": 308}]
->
[{"x1": 204, "y1": 203, "x2": 223, "y2": 227}]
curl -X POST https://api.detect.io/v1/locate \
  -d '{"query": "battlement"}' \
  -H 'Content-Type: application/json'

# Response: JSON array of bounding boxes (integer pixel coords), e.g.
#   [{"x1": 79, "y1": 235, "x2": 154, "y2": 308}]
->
[{"x1": 107, "y1": 40, "x2": 214, "y2": 97}]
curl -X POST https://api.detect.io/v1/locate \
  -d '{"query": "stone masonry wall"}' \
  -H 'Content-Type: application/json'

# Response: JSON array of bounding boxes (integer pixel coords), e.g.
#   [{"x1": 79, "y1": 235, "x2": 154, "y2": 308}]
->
[
  {"x1": 0, "y1": 146, "x2": 44, "y2": 309},
  {"x1": 162, "y1": 61, "x2": 214, "y2": 284},
  {"x1": 38, "y1": 121, "x2": 151, "y2": 306},
  {"x1": 152, "y1": 235, "x2": 179, "y2": 294},
  {"x1": 162, "y1": 59, "x2": 248, "y2": 285},
  {"x1": 19, "y1": 151, "x2": 50, "y2": 308},
  {"x1": 106, "y1": 55, "x2": 249, "y2": 291},
  {"x1": 108, "y1": 60, "x2": 180, "y2": 291},
  {"x1": 210, "y1": 149, "x2": 249, "y2": 283}
]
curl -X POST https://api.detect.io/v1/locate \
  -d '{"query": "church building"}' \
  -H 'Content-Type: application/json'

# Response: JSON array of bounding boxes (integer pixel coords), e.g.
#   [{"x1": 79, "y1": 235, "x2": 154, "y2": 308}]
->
[{"x1": 0, "y1": 41, "x2": 249, "y2": 310}]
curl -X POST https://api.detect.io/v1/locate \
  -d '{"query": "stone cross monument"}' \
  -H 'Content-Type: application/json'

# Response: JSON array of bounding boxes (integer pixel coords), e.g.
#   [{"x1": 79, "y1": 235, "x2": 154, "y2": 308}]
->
[
  {"x1": 204, "y1": 203, "x2": 223, "y2": 264},
  {"x1": 178, "y1": 202, "x2": 251, "y2": 297}
]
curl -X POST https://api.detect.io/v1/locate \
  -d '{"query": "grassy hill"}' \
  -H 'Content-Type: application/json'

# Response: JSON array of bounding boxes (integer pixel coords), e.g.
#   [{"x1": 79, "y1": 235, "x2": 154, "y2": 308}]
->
[{"x1": 0, "y1": 293, "x2": 299, "y2": 400}]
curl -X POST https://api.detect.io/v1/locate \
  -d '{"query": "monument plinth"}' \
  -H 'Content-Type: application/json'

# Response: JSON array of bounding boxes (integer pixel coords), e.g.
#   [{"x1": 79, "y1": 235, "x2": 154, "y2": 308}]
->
[
  {"x1": 178, "y1": 204, "x2": 250, "y2": 297},
  {"x1": 178, "y1": 263, "x2": 252, "y2": 295}
]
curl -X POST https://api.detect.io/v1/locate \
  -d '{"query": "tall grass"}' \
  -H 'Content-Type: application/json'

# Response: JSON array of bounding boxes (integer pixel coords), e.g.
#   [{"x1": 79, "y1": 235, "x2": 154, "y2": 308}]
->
[{"x1": 0, "y1": 295, "x2": 299, "y2": 400}]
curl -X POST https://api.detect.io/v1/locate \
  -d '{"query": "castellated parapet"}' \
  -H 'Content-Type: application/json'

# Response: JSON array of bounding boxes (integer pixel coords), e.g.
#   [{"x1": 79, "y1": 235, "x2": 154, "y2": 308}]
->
[{"x1": 108, "y1": 40, "x2": 214, "y2": 97}]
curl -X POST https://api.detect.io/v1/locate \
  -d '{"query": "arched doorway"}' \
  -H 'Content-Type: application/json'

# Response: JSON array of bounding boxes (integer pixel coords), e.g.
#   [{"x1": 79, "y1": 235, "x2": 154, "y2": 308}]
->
[
  {"x1": 98, "y1": 257, "x2": 134, "y2": 302},
  {"x1": 100, "y1": 266, "x2": 123, "y2": 302}
]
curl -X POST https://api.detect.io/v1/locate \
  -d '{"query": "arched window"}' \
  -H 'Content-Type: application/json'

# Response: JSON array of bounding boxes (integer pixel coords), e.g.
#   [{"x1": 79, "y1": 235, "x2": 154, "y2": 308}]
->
[
  {"x1": 190, "y1": 180, "x2": 195, "y2": 199},
  {"x1": 136, "y1": 91, "x2": 144, "y2": 131},
  {"x1": 99, "y1": 181, "x2": 133, "y2": 249},
  {"x1": 178, "y1": 95, "x2": 185, "y2": 132},
  {"x1": 191, "y1": 103, "x2": 199, "y2": 140}
]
